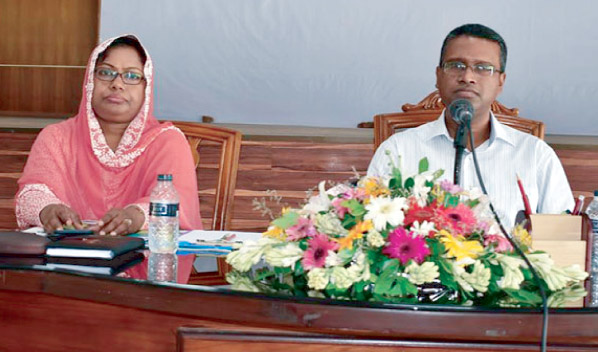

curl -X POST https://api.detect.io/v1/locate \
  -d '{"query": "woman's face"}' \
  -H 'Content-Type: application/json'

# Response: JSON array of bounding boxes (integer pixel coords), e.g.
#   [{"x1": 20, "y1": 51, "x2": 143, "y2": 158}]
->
[{"x1": 91, "y1": 46, "x2": 146, "y2": 125}]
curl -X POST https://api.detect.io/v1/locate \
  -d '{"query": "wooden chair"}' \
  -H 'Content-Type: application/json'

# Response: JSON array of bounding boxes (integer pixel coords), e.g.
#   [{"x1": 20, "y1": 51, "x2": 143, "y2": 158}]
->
[
  {"x1": 373, "y1": 90, "x2": 545, "y2": 149},
  {"x1": 171, "y1": 121, "x2": 242, "y2": 285}
]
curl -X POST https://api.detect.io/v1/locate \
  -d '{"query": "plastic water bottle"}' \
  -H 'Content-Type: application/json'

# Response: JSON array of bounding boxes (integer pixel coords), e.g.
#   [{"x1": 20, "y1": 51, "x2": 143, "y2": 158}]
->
[
  {"x1": 148, "y1": 252, "x2": 178, "y2": 282},
  {"x1": 585, "y1": 190, "x2": 598, "y2": 306},
  {"x1": 148, "y1": 174, "x2": 180, "y2": 253}
]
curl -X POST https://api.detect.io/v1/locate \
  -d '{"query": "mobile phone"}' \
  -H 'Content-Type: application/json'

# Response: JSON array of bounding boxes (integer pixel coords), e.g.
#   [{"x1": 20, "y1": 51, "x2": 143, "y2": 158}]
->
[{"x1": 49, "y1": 229, "x2": 94, "y2": 240}]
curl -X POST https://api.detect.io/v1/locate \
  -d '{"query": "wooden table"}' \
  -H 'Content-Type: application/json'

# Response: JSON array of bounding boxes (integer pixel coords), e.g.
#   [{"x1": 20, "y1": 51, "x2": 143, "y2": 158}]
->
[{"x1": 1, "y1": 265, "x2": 598, "y2": 351}]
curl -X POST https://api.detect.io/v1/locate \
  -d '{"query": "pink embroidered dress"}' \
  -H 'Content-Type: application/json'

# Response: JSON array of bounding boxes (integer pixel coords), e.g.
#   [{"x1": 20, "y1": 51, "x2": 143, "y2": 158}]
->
[{"x1": 15, "y1": 35, "x2": 202, "y2": 231}]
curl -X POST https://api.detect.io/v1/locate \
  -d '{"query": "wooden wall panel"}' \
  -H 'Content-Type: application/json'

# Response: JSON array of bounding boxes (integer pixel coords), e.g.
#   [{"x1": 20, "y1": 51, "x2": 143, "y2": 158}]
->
[
  {"x1": 0, "y1": 0, "x2": 98, "y2": 66},
  {"x1": 1, "y1": 129, "x2": 598, "y2": 232},
  {"x1": 0, "y1": 0, "x2": 99, "y2": 117},
  {"x1": 0, "y1": 67, "x2": 84, "y2": 114}
]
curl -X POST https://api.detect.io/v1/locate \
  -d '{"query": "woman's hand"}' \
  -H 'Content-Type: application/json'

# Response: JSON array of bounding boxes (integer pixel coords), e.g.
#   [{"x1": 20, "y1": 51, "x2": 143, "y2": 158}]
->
[
  {"x1": 93, "y1": 206, "x2": 145, "y2": 236},
  {"x1": 39, "y1": 204, "x2": 84, "y2": 234}
]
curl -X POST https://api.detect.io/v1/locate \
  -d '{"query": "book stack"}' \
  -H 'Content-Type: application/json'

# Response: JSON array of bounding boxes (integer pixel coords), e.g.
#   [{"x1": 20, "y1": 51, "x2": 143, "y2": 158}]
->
[{"x1": 0, "y1": 231, "x2": 145, "y2": 275}]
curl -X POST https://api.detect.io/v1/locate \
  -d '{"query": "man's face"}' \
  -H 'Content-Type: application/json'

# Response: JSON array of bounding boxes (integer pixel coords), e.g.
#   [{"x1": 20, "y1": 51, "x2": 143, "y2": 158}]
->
[{"x1": 436, "y1": 35, "x2": 506, "y2": 119}]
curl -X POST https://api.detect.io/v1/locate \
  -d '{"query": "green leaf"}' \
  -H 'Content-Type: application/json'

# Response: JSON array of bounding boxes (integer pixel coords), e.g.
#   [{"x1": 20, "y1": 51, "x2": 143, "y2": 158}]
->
[
  {"x1": 418, "y1": 157, "x2": 429, "y2": 174},
  {"x1": 503, "y1": 288, "x2": 543, "y2": 306},
  {"x1": 389, "y1": 276, "x2": 418, "y2": 296},
  {"x1": 444, "y1": 195, "x2": 459, "y2": 208},
  {"x1": 274, "y1": 266, "x2": 292, "y2": 275},
  {"x1": 341, "y1": 199, "x2": 366, "y2": 218},
  {"x1": 255, "y1": 269, "x2": 277, "y2": 281},
  {"x1": 404, "y1": 177, "x2": 415, "y2": 189},
  {"x1": 341, "y1": 213, "x2": 357, "y2": 229},
  {"x1": 272, "y1": 211, "x2": 300, "y2": 229},
  {"x1": 391, "y1": 166, "x2": 402, "y2": 190},
  {"x1": 373, "y1": 260, "x2": 399, "y2": 295},
  {"x1": 294, "y1": 261, "x2": 304, "y2": 276}
]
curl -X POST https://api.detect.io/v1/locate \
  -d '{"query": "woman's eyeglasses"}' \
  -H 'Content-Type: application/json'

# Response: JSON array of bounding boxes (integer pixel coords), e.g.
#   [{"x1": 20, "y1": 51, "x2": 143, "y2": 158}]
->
[{"x1": 95, "y1": 67, "x2": 145, "y2": 85}]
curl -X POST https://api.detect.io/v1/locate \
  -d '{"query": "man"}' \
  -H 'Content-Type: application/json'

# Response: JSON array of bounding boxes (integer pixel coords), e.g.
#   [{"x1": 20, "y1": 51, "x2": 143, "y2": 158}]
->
[{"x1": 368, "y1": 23, "x2": 573, "y2": 229}]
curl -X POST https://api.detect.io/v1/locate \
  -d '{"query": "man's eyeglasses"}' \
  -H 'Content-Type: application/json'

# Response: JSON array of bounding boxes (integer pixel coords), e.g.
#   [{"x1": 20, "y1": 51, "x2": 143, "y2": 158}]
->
[
  {"x1": 441, "y1": 61, "x2": 501, "y2": 77},
  {"x1": 95, "y1": 67, "x2": 145, "y2": 85}
]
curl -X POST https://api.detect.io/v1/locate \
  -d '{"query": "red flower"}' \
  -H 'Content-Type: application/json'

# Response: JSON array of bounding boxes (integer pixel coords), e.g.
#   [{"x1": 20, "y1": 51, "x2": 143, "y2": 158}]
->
[
  {"x1": 434, "y1": 203, "x2": 477, "y2": 235},
  {"x1": 404, "y1": 201, "x2": 436, "y2": 227},
  {"x1": 303, "y1": 233, "x2": 339, "y2": 270},
  {"x1": 383, "y1": 227, "x2": 430, "y2": 265}
]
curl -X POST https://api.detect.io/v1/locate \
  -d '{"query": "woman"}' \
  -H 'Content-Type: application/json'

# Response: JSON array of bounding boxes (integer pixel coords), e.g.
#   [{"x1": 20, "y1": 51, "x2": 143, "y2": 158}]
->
[{"x1": 15, "y1": 35, "x2": 202, "y2": 235}]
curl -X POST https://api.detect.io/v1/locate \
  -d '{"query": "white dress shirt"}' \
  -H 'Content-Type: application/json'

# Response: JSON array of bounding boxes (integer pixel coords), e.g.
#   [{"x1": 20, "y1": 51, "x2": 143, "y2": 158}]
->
[{"x1": 367, "y1": 111, "x2": 574, "y2": 230}]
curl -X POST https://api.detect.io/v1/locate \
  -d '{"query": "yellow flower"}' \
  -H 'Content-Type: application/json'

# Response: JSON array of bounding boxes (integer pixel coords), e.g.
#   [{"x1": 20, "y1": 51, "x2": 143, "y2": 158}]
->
[
  {"x1": 438, "y1": 230, "x2": 484, "y2": 262},
  {"x1": 336, "y1": 220, "x2": 373, "y2": 250},
  {"x1": 362, "y1": 177, "x2": 390, "y2": 197},
  {"x1": 512, "y1": 224, "x2": 532, "y2": 248},
  {"x1": 263, "y1": 225, "x2": 286, "y2": 240}
]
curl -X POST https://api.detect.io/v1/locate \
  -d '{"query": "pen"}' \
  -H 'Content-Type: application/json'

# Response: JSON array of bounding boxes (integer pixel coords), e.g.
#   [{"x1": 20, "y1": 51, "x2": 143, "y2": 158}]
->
[
  {"x1": 572, "y1": 195, "x2": 585, "y2": 215},
  {"x1": 516, "y1": 174, "x2": 532, "y2": 217}
]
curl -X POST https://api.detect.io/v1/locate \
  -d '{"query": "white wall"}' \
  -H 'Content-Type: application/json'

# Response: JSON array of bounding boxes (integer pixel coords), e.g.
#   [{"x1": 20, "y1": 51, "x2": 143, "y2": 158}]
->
[{"x1": 100, "y1": 0, "x2": 598, "y2": 135}]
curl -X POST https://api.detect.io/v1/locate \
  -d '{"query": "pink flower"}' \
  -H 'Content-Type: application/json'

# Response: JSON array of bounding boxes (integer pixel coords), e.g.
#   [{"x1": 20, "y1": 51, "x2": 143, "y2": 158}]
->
[
  {"x1": 383, "y1": 227, "x2": 430, "y2": 265},
  {"x1": 440, "y1": 180, "x2": 463, "y2": 194},
  {"x1": 332, "y1": 198, "x2": 350, "y2": 218},
  {"x1": 434, "y1": 203, "x2": 477, "y2": 235},
  {"x1": 484, "y1": 234, "x2": 513, "y2": 253},
  {"x1": 286, "y1": 217, "x2": 318, "y2": 241},
  {"x1": 344, "y1": 187, "x2": 367, "y2": 201},
  {"x1": 303, "y1": 233, "x2": 339, "y2": 270}
]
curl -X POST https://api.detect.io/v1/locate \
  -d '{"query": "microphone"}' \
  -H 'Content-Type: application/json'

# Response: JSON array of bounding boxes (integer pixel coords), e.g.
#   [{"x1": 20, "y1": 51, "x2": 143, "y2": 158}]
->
[
  {"x1": 448, "y1": 99, "x2": 473, "y2": 185},
  {"x1": 449, "y1": 99, "x2": 473, "y2": 125}
]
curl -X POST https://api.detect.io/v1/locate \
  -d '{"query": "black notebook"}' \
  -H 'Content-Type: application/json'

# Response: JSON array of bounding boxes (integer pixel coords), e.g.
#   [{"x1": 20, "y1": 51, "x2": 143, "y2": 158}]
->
[
  {"x1": 45, "y1": 250, "x2": 145, "y2": 275},
  {"x1": 45, "y1": 235, "x2": 145, "y2": 259}
]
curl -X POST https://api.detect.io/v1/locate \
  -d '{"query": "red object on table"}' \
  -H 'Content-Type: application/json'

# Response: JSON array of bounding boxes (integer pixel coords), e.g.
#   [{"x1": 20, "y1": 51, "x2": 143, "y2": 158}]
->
[{"x1": 516, "y1": 174, "x2": 532, "y2": 217}]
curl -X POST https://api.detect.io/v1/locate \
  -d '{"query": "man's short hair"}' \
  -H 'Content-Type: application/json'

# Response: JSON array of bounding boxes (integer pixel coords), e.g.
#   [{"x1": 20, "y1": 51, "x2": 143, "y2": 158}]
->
[{"x1": 439, "y1": 24, "x2": 507, "y2": 73}]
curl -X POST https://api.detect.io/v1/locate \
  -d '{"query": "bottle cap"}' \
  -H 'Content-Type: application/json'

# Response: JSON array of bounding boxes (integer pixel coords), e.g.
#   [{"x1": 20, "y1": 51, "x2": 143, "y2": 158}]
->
[
  {"x1": 157, "y1": 174, "x2": 173, "y2": 181},
  {"x1": 594, "y1": 190, "x2": 598, "y2": 197}
]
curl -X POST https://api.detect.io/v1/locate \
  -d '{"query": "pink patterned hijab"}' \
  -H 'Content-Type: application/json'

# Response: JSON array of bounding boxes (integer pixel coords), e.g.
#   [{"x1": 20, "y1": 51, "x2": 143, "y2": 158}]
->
[{"x1": 16, "y1": 35, "x2": 202, "y2": 230}]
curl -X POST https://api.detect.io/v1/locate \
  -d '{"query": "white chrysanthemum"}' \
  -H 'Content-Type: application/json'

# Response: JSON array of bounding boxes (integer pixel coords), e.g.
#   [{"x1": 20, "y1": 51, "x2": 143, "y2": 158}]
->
[
  {"x1": 314, "y1": 212, "x2": 348, "y2": 236},
  {"x1": 226, "y1": 272, "x2": 260, "y2": 292},
  {"x1": 325, "y1": 250, "x2": 342, "y2": 267},
  {"x1": 410, "y1": 220, "x2": 436, "y2": 237},
  {"x1": 493, "y1": 254, "x2": 525, "y2": 290},
  {"x1": 330, "y1": 267, "x2": 357, "y2": 289},
  {"x1": 364, "y1": 196, "x2": 408, "y2": 231},
  {"x1": 307, "y1": 268, "x2": 330, "y2": 290},
  {"x1": 264, "y1": 242, "x2": 304, "y2": 268},
  {"x1": 412, "y1": 173, "x2": 433, "y2": 206},
  {"x1": 226, "y1": 237, "x2": 280, "y2": 272},
  {"x1": 530, "y1": 253, "x2": 589, "y2": 291},
  {"x1": 547, "y1": 284, "x2": 587, "y2": 307},
  {"x1": 366, "y1": 229, "x2": 385, "y2": 248},
  {"x1": 303, "y1": 181, "x2": 332, "y2": 214},
  {"x1": 405, "y1": 261, "x2": 439, "y2": 285},
  {"x1": 454, "y1": 261, "x2": 491, "y2": 293},
  {"x1": 307, "y1": 290, "x2": 326, "y2": 298},
  {"x1": 347, "y1": 251, "x2": 371, "y2": 282}
]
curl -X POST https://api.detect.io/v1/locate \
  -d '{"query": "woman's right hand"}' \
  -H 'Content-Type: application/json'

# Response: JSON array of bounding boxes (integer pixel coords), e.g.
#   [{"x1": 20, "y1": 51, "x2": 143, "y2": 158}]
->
[{"x1": 39, "y1": 204, "x2": 84, "y2": 234}]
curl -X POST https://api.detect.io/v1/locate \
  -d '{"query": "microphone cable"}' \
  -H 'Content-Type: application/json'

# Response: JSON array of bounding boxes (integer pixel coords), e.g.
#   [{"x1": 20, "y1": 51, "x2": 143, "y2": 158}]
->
[{"x1": 466, "y1": 120, "x2": 548, "y2": 352}]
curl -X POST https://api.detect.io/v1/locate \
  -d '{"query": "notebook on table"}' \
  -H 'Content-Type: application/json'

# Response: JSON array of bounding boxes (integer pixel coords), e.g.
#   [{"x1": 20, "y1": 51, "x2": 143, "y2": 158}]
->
[
  {"x1": 46, "y1": 235, "x2": 145, "y2": 259},
  {"x1": 45, "y1": 250, "x2": 145, "y2": 275},
  {"x1": 0, "y1": 231, "x2": 50, "y2": 256}
]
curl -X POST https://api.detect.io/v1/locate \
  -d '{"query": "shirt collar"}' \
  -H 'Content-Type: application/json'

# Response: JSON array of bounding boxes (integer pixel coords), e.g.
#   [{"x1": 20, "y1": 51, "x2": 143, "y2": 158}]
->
[{"x1": 422, "y1": 109, "x2": 516, "y2": 147}]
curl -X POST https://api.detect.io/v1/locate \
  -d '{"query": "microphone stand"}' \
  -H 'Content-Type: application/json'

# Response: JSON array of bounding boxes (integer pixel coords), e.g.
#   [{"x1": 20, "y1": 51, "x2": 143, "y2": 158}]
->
[{"x1": 453, "y1": 121, "x2": 468, "y2": 186}]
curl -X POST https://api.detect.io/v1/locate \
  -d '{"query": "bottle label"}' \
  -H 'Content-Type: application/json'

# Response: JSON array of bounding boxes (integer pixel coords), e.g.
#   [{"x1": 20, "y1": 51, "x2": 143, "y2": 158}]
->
[
  {"x1": 150, "y1": 202, "x2": 179, "y2": 217},
  {"x1": 592, "y1": 219, "x2": 598, "y2": 234}
]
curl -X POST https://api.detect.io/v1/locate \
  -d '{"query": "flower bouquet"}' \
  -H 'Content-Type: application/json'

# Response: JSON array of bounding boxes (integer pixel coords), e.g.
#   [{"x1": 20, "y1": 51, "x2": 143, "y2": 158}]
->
[{"x1": 226, "y1": 158, "x2": 588, "y2": 307}]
